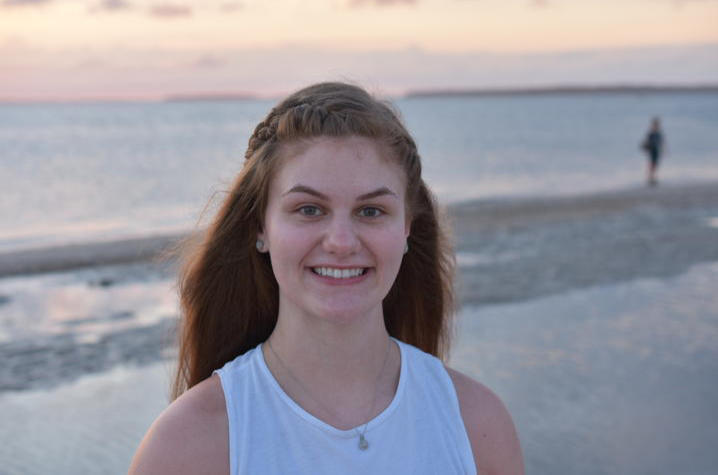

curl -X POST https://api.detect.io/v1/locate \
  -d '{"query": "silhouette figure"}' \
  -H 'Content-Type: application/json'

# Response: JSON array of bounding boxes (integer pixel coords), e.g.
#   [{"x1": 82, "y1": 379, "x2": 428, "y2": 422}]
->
[{"x1": 641, "y1": 117, "x2": 664, "y2": 186}]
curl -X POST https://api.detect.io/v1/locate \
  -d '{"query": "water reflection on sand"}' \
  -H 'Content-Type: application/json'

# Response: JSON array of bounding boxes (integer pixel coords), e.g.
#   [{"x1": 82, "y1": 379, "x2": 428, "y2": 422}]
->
[
  {"x1": 452, "y1": 261, "x2": 718, "y2": 475},
  {"x1": 0, "y1": 263, "x2": 177, "y2": 392},
  {"x1": 0, "y1": 262, "x2": 175, "y2": 342},
  {"x1": 0, "y1": 362, "x2": 171, "y2": 475},
  {"x1": 0, "y1": 262, "x2": 716, "y2": 474}
]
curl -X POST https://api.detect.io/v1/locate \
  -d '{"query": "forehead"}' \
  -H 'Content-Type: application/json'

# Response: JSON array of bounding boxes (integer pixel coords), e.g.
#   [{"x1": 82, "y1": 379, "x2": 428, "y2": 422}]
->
[{"x1": 270, "y1": 136, "x2": 406, "y2": 196}]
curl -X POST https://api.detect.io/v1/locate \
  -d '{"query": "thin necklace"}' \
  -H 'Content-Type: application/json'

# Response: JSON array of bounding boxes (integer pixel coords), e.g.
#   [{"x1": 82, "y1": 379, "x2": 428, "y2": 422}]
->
[{"x1": 265, "y1": 337, "x2": 392, "y2": 451}]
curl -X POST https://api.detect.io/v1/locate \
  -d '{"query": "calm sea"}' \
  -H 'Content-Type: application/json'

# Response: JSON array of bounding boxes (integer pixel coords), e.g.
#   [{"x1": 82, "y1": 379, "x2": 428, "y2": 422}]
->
[{"x1": 1, "y1": 92, "x2": 716, "y2": 252}]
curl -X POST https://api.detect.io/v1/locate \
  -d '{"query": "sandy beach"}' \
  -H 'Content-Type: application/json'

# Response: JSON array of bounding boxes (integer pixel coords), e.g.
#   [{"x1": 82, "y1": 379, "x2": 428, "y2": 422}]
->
[{"x1": 1, "y1": 181, "x2": 717, "y2": 474}]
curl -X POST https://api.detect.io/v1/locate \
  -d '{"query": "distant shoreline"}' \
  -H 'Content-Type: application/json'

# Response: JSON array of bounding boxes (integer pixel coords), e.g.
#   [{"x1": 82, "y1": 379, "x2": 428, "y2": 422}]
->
[
  {"x1": 163, "y1": 92, "x2": 259, "y2": 102},
  {"x1": 404, "y1": 84, "x2": 718, "y2": 98},
  {"x1": 3, "y1": 83, "x2": 718, "y2": 105}
]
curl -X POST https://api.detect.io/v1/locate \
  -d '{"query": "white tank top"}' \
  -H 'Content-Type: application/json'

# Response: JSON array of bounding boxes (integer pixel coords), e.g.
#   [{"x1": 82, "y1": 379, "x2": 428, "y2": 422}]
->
[{"x1": 215, "y1": 339, "x2": 477, "y2": 474}]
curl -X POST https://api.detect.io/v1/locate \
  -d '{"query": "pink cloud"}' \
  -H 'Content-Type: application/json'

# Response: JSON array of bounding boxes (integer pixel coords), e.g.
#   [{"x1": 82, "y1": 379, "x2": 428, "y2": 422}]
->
[
  {"x1": 1, "y1": 0, "x2": 51, "y2": 7},
  {"x1": 219, "y1": 2, "x2": 243, "y2": 12},
  {"x1": 87, "y1": 0, "x2": 132, "y2": 13},
  {"x1": 349, "y1": 0, "x2": 417, "y2": 7},
  {"x1": 2, "y1": 43, "x2": 717, "y2": 102},
  {"x1": 75, "y1": 58, "x2": 107, "y2": 69},
  {"x1": 192, "y1": 54, "x2": 226, "y2": 69},
  {"x1": 99, "y1": 0, "x2": 132, "y2": 10},
  {"x1": 149, "y1": 3, "x2": 192, "y2": 18}
]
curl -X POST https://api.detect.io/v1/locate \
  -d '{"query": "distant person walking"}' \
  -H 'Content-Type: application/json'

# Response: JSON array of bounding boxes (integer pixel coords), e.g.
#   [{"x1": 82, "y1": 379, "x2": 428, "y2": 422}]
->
[{"x1": 641, "y1": 117, "x2": 665, "y2": 186}]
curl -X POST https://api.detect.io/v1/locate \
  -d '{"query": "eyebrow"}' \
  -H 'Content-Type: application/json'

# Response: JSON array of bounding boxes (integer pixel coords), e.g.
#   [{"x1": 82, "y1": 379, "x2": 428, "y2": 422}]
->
[{"x1": 282, "y1": 185, "x2": 398, "y2": 201}]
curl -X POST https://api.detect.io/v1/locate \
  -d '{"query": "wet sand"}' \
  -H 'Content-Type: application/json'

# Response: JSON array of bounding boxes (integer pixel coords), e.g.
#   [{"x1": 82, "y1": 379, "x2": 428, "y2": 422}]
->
[
  {"x1": 1, "y1": 181, "x2": 718, "y2": 474},
  {"x1": 1, "y1": 263, "x2": 716, "y2": 474},
  {"x1": 452, "y1": 262, "x2": 718, "y2": 475},
  {"x1": 451, "y1": 181, "x2": 718, "y2": 305},
  {"x1": 0, "y1": 233, "x2": 187, "y2": 278},
  {"x1": 0, "y1": 362, "x2": 172, "y2": 475}
]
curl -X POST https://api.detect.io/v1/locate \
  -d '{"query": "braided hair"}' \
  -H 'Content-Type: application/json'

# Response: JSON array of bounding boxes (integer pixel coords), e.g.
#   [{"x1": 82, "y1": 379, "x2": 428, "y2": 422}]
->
[{"x1": 172, "y1": 82, "x2": 455, "y2": 399}]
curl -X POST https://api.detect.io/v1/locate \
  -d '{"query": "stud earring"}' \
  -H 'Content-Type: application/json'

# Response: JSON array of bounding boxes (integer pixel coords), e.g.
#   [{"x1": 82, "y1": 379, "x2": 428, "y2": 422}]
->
[
  {"x1": 403, "y1": 242, "x2": 409, "y2": 254},
  {"x1": 256, "y1": 239, "x2": 264, "y2": 252}
]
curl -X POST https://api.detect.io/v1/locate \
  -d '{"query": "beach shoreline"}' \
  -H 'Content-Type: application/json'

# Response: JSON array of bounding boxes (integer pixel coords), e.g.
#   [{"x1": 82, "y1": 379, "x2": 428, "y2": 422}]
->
[
  {"x1": 2, "y1": 180, "x2": 717, "y2": 279},
  {"x1": 0, "y1": 232, "x2": 188, "y2": 278}
]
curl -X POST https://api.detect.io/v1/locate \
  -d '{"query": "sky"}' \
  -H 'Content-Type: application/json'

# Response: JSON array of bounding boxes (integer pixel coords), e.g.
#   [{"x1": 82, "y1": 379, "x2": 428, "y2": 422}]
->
[{"x1": 1, "y1": 0, "x2": 717, "y2": 100}]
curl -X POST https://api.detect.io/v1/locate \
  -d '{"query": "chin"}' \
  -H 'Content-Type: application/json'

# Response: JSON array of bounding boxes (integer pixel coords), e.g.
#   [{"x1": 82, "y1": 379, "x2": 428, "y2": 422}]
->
[{"x1": 311, "y1": 301, "x2": 381, "y2": 325}]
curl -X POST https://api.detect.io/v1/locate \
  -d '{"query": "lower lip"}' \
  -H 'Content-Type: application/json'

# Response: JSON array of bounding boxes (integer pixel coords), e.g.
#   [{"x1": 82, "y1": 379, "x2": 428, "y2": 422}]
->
[{"x1": 308, "y1": 268, "x2": 371, "y2": 285}]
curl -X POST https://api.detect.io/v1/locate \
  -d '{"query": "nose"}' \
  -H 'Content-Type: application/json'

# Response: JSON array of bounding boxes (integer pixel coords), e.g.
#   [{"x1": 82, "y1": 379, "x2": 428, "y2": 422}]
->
[{"x1": 322, "y1": 215, "x2": 360, "y2": 255}]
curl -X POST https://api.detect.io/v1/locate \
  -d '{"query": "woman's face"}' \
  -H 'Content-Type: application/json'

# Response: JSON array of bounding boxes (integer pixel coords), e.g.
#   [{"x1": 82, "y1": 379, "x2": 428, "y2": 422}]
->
[{"x1": 258, "y1": 135, "x2": 410, "y2": 325}]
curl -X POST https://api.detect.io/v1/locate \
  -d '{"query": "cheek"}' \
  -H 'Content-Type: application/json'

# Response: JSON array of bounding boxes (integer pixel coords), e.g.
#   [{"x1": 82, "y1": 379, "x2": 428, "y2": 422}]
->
[
  {"x1": 270, "y1": 224, "x2": 313, "y2": 251},
  {"x1": 264, "y1": 211, "x2": 294, "y2": 247},
  {"x1": 266, "y1": 224, "x2": 314, "y2": 273},
  {"x1": 374, "y1": 227, "x2": 409, "y2": 263}
]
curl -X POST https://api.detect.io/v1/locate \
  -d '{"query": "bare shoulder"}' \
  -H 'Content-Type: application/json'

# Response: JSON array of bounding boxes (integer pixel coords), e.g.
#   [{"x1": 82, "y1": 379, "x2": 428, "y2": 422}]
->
[
  {"x1": 446, "y1": 367, "x2": 525, "y2": 475},
  {"x1": 128, "y1": 374, "x2": 229, "y2": 475}
]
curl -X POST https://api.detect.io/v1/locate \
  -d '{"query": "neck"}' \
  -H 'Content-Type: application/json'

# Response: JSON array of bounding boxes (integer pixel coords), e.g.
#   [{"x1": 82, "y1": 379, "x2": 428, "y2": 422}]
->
[
  {"x1": 270, "y1": 298, "x2": 390, "y2": 376},
  {"x1": 263, "y1": 304, "x2": 400, "y2": 430}
]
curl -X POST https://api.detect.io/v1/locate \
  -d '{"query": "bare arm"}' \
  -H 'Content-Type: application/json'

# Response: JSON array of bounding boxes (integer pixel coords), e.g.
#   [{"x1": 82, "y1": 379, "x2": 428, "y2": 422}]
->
[
  {"x1": 447, "y1": 367, "x2": 525, "y2": 475},
  {"x1": 128, "y1": 374, "x2": 229, "y2": 475}
]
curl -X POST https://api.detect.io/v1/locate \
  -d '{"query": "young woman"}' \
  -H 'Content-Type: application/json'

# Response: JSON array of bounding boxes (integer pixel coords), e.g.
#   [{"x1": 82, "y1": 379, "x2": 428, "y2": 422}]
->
[{"x1": 129, "y1": 82, "x2": 524, "y2": 474}]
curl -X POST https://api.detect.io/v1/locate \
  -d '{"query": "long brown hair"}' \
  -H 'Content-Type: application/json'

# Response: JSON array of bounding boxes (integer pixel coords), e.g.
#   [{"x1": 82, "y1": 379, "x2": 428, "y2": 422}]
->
[{"x1": 172, "y1": 82, "x2": 454, "y2": 399}]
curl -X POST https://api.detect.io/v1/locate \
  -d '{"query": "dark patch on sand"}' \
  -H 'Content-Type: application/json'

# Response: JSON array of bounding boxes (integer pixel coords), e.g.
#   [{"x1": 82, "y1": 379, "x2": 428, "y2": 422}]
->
[
  {"x1": 450, "y1": 183, "x2": 718, "y2": 306},
  {"x1": 60, "y1": 311, "x2": 134, "y2": 328},
  {"x1": 90, "y1": 277, "x2": 115, "y2": 288},
  {"x1": 0, "y1": 318, "x2": 176, "y2": 392},
  {"x1": 0, "y1": 233, "x2": 187, "y2": 278}
]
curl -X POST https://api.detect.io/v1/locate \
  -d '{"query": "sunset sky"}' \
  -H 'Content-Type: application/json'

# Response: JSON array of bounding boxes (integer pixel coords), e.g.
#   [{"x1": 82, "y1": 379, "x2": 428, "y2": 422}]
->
[{"x1": 1, "y1": 0, "x2": 717, "y2": 100}]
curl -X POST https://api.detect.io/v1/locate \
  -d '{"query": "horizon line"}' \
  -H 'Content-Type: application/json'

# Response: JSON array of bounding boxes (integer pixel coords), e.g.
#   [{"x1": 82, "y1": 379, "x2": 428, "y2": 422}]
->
[
  {"x1": 405, "y1": 83, "x2": 718, "y2": 98},
  {"x1": 2, "y1": 82, "x2": 718, "y2": 106}
]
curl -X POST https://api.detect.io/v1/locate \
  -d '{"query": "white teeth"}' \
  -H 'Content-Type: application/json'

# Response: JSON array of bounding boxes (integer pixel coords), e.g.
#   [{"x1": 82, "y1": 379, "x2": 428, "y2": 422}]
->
[{"x1": 313, "y1": 267, "x2": 365, "y2": 279}]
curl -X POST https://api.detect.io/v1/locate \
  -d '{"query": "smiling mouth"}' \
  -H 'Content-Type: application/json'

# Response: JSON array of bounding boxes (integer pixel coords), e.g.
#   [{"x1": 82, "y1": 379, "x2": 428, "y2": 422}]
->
[{"x1": 311, "y1": 267, "x2": 368, "y2": 279}]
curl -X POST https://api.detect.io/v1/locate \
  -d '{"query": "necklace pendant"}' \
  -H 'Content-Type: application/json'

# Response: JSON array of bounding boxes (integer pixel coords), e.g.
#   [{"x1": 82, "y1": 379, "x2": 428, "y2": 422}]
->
[{"x1": 358, "y1": 433, "x2": 369, "y2": 450}]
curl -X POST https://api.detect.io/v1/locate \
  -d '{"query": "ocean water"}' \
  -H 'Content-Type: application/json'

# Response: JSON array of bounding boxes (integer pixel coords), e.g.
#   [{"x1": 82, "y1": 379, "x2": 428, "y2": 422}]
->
[{"x1": 1, "y1": 92, "x2": 717, "y2": 252}]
